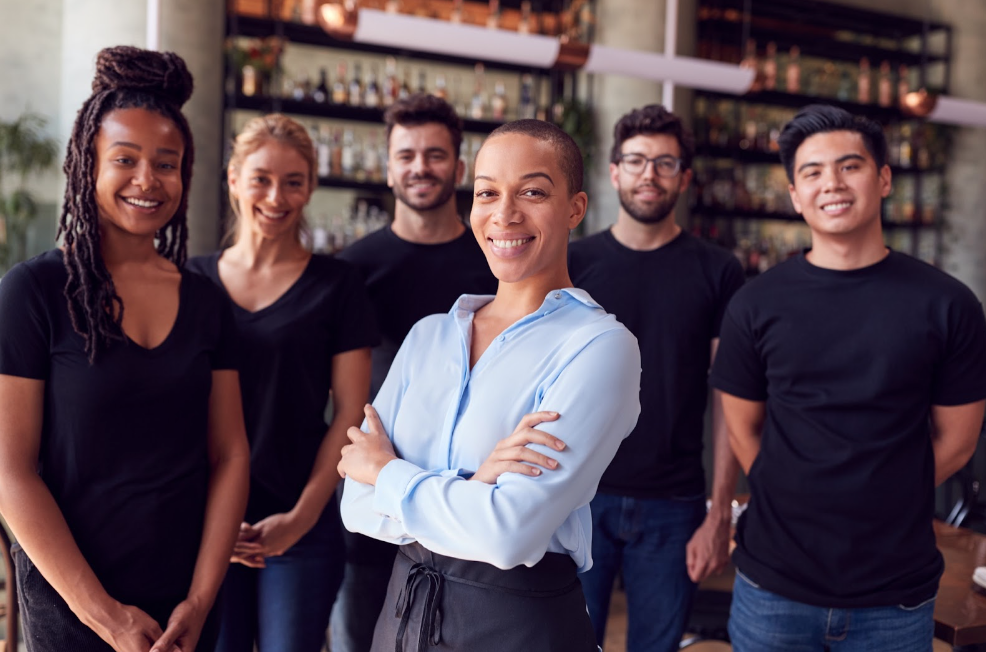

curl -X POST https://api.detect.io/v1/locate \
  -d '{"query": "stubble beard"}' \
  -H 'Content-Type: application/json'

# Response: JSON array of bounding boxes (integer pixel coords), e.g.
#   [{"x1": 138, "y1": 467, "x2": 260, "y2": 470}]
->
[
  {"x1": 393, "y1": 173, "x2": 457, "y2": 212},
  {"x1": 618, "y1": 184, "x2": 680, "y2": 225}
]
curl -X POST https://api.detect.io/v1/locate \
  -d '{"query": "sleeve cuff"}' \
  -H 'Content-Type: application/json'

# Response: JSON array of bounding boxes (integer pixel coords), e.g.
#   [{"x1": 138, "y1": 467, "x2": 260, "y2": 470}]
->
[{"x1": 372, "y1": 458, "x2": 424, "y2": 520}]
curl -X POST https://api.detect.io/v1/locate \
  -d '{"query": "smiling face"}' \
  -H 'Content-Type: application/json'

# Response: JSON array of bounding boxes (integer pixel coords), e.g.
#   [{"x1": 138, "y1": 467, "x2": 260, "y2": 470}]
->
[
  {"x1": 611, "y1": 133, "x2": 691, "y2": 224},
  {"x1": 94, "y1": 108, "x2": 184, "y2": 239},
  {"x1": 471, "y1": 133, "x2": 587, "y2": 287},
  {"x1": 387, "y1": 122, "x2": 463, "y2": 212},
  {"x1": 228, "y1": 140, "x2": 313, "y2": 242},
  {"x1": 788, "y1": 130, "x2": 891, "y2": 240}
]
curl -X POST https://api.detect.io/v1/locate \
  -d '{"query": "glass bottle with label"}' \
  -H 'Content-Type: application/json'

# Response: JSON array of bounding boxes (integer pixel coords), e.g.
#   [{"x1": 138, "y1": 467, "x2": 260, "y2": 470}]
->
[
  {"x1": 349, "y1": 61, "x2": 364, "y2": 106},
  {"x1": 365, "y1": 64, "x2": 381, "y2": 108},
  {"x1": 332, "y1": 62, "x2": 348, "y2": 104}
]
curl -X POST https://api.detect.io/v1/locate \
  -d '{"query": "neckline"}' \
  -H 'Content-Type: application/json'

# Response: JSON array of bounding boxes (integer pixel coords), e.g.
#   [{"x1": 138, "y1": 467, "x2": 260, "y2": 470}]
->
[
  {"x1": 795, "y1": 248, "x2": 895, "y2": 278},
  {"x1": 604, "y1": 227, "x2": 686, "y2": 254},
  {"x1": 213, "y1": 250, "x2": 315, "y2": 317},
  {"x1": 123, "y1": 269, "x2": 187, "y2": 354}
]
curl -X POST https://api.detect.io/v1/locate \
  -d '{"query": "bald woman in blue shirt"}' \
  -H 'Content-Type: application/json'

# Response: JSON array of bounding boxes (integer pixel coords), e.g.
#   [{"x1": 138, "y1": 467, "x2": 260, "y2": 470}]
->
[{"x1": 338, "y1": 120, "x2": 642, "y2": 652}]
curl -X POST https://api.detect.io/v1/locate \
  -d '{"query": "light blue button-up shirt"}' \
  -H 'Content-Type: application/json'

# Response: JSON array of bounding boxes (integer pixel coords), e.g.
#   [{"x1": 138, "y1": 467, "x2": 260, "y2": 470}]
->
[{"x1": 341, "y1": 288, "x2": 642, "y2": 572}]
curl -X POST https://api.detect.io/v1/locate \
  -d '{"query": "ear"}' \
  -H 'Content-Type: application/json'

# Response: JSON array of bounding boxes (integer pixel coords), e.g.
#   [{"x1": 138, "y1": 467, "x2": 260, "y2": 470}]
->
[
  {"x1": 878, "y1": 164, "x2": 892, "y2": 199},
  {"x1": 227, "y1": 167, "x2": 238, "y2": 198},
  {"x1": 455, "y1": 156, "x2": 465, "y2": 187},
  {"x1": 788, "y1": 182, "x2": 802, "y2": 214},
  {"x1": 609, "y1": 162, "x2": 620, "y2": 192},
  {"x1": 568, "y1": 191, "x2": 588, "y2": 231},
  {"x1": 678, "y1": 167, "x2": 693, "y2": 194}
]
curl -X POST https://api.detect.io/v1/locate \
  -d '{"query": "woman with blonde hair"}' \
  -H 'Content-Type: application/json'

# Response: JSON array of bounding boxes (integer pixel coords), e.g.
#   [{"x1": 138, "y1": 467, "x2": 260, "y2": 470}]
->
[{"x1": 187, "y1": 113, "x2": 377, "y2": 651}]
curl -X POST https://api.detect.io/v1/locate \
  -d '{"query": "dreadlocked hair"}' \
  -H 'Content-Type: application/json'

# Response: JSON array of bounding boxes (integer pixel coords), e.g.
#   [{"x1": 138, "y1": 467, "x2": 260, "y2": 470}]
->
[{"x1": 58, "y1": 45, "x2": 195, "y2": 363}]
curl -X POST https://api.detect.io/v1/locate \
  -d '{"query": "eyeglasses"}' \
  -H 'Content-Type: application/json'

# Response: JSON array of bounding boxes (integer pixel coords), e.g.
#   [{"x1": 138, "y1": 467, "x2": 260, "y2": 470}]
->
[{"x1": 617, "y1": 154, "x2": 683, "y2": 178}]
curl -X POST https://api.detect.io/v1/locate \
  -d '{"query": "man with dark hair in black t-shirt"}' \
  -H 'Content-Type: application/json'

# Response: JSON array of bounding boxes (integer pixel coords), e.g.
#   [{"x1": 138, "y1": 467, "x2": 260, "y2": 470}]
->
[
  {"x1": 330, "y1": 93, "x2": 497, "y2": 652},
  {"x1": 711, "y1": 104, "x2": 986, "y2": 651},
  {"x1": 570, "y1": 104, "x2": 744, "y2": 651}
]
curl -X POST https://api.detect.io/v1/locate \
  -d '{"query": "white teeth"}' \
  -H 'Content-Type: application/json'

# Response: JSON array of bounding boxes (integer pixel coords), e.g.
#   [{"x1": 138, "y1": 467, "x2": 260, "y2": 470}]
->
[
  {"x1": 823, "y1": 202, "x2": 852, "y2": 212},
  {"x1": 123, "y1": 197, "x2": 161, "y2": 208},
  {"x1": 258, "y1": 208, "x2": 288, "y2": 219},
  {"x1": 492, "y1": 238, "x2": 533, "y2": 249}
]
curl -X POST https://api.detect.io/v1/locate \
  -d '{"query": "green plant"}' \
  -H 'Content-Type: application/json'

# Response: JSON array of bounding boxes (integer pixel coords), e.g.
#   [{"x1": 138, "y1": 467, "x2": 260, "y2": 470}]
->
[{"x1": 0, "y1": 112, "x2": 59, "y2": 272}]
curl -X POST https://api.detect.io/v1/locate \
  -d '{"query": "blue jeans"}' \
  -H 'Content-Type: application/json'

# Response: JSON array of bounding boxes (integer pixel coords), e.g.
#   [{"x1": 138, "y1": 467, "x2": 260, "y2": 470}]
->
[
  {"x1": 729, "y1": 569, "x2": 936, "y2": 652},
  {"x1": 580, "y1": 493, "x2": 707, "y2": 652},
  {"x1": 213, "y1": 507, "x2": 344, "y2": 652}
]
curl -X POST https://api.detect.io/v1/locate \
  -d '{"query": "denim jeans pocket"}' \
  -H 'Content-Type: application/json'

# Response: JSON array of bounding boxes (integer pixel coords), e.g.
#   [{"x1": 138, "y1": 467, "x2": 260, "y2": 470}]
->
[
  {"x1": 735, "y1": 569, "x2": 761, "y2": 589},
  {"x1": 897, "y1": 594, "x2": 936, "y2": 611}
]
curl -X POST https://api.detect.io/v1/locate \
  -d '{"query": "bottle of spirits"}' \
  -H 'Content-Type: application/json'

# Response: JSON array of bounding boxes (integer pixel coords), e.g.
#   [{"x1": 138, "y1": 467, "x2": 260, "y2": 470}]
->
[
  {"x1": 470, "y1": 63, "x2": 486, "y2": 119},
  {"x1": 399, "y1": 68, "x2": 412, "y2": 100},
  {"x1": 836, "y1": 67, "x2": 852, "y2": 101},
  {"x1": 762, "y1": 41, "x2": 778, "y2": 91},
  {"x1": 317, "y1": 125, "x2": 331, "y2": 177},
  {"x1": 330, "y1": 129, "x2": 343, "y2": 175},
  {"x1": 857, "y1": 57, "x2": 871, "y2": 103},
  {"x1": 382, "y1": 57, "x2": 398, "y2": 107},
  {"x1": 363, "y1": 133, "x2": 381, "y2": 181},
  {"x1": 898, "y1": 123, "x2": 913, "y2": 168},
  {"x1": 341, "y1": 128, "x2": 356, "y2": 177},
  {"x1": 434, "y1": 73, "x2": 449, "y2": 101},
  {"x1": 332, "y1": 62, "x2": 348, "y2": 104},
  {"x1": 486, "y1": 0, "x2": 500, "y2": 29},
  {"x1": 349, "y1": 61, "x2": 364, "y2": 106},
  {"x1": 365, "y1": 64, "x2": 381, "y2": 108},
  {"x1": 313, "y1": 68, "x2": 329, "y2": 104},
  {"x1": 518, "y1": 74, "x2": 536, "y2": 120},
  {"x1": 785, "y1": 46, "x2": 801, "y2": 94},
  {"x1": 878, "y1": 60, "x2": 892, "y2": 107},
  {"x1": 417, "y1": 69, "x2": 428, "y2": 95},
  {"x1": 897, "y1": 64, "x2": 910, "y2": 104},
  {"x1": 491, "y1": 79, "x2": 507, "y2": 121},
  {"x1": 740, "y1": 39, "x2": 761, "y2": 92}
]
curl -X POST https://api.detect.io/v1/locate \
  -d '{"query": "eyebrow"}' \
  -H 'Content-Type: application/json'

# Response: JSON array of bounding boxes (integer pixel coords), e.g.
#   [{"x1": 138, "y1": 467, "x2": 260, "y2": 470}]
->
[
  {"x1": 250, "y1": 167, "x2": 307, "y2": 177},
  {"x1": 395, "y1": 147, "x2": 448, "y2": 155},
  {"x1": 108, "y1": 141, "x2": 181, "y2": 157},
  {"x1": 474, "y1": 172, "x2": 555, "y2": 186},
  {"x1": 796, "y1": 153, "x2": 866, "y2": 174}
]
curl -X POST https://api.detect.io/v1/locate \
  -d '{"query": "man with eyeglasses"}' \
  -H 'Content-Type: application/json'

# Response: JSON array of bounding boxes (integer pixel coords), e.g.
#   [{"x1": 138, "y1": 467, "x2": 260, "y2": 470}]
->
[{"x1": 569, "y1": 104, "x2": 745, "y2": 651}]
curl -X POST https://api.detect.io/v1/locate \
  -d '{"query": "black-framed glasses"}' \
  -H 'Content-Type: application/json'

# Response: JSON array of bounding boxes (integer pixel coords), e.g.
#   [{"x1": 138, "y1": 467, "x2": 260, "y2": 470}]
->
[{"x1": 617, "y1": 154, "x2": 683, "y2": 178}]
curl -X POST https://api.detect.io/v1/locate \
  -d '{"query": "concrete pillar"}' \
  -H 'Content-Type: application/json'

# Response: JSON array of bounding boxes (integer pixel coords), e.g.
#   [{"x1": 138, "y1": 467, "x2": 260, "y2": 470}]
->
[
  {"x1": 585, "y1": 0, "x2": 697, "y2": 234},
  {"x1": 59, "y1": 0, "x2": 224, "y2": 256}
]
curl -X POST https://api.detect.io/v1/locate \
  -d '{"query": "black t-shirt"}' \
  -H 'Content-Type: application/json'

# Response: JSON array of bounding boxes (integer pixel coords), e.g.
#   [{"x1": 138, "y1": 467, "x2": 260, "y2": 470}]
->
[
  {"x1": 0, "y1": 249, "x2": 237, "y2": 607},
  {"x1": 338, "y1": 225, "x2": 498, "y2": 398},
  {"x1": 710, "y1": 250, "x2": 986, "y2": 608},
  {"x1": 187, "y1": 253, "x2": 379, "y2": 521},
  {"x1": 569, "y1": 230, "x2": 744, "y2": 498}
]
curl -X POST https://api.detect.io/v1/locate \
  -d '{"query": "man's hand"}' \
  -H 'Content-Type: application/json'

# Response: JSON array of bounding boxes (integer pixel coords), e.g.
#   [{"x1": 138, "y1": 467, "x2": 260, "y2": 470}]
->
[{"x1": 685, "y1": 511, "x2": 731, "y2": 583}]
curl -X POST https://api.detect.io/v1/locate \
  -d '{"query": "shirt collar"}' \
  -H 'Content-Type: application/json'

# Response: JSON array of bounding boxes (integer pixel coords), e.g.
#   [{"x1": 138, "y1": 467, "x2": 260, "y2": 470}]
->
[{"x1": 451, "y1": 287, "x2": 601, "y2": 317}]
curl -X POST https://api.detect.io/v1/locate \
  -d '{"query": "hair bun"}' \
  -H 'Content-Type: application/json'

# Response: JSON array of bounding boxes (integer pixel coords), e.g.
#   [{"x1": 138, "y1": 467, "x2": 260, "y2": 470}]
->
[{"x1": 92, "y1": 45, "x2": 194, "y2": 107}]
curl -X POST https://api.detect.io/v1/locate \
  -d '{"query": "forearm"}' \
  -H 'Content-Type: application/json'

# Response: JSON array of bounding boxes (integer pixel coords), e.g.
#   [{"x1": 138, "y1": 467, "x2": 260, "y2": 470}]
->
[
  {"x1": 931, "y1": 401, "x2": 985, "y2": 487},
  {"x1": 708, "y1": 389, "x2": 740, "y2": 520},
  {"x1": 185, "y1": 446, "x2": 249, "y2": 609},
  {"x1": 0, "y1": 470, "x2": 120, "y2": 628},
  {"x1": 933, "y1": 436, "x2": 978, "y2": 487},
  {"x1": 291, "y1": 420, "x2": 353, "y2": 528}
]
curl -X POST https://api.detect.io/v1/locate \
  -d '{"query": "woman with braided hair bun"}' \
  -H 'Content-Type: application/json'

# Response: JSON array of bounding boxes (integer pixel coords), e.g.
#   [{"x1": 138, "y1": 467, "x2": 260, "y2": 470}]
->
[{"x1": 0, "y1": 46, "x2": 249, "y2": 652}]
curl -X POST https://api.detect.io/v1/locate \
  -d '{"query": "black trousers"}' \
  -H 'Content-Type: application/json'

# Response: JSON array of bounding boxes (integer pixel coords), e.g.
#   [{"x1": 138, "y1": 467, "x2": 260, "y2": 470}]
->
[
  {"x1": 371, "y1": 542, "x2": 597, "y2": 652},
  {"x1": 13, "y1": 543, "x2": 219, "y2": 652}
]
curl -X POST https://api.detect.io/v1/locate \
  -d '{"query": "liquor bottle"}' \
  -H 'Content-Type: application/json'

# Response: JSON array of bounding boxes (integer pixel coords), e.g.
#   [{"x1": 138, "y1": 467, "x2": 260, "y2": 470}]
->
[
  {"x1": 349, "y1": 61, "x2": 364, "y2": 106},
  {"x1": 836, "y1": 67, "x2": 852, "y2": 101},
  {"x1": 434, "y1": 73, "x2": 449, "y2": 101},
  {"x1": 313, "y1": 68, "x2": 329, "y2": 104},
  {"x1": 332, "y1": 62, "x2": 348, "y2": 104},
  {"x1": 518, "y1": 74, "x2": 536, "y2": 120},
  {"x1": 364, "y1": 132, "x2": 381, "y2": 182},
  {"x1": 365, "y1": 64, "x2": 381, "y2": 108},
  {"x1": 399, "y1": 68, "x2": 412, "y2": 100},
  {"x1": 518, "y1": 1, "x2": 533, "y2": 34},
  {"x1": 341, "y1": 128, "x2": 356, "y2": 177},
  {"x1": 241, "y1": 65, "x2": 258, "y2": 97},
  {"x1": 857, "y1": 57, "x2": 871, "y2": 103},
  {"x1": 317, "y1": 125, "x2": 331, "y2": 177},
  {"x1": 450, "y1": 0, "x2": 463, "y2": 23},
  {"x1": 330, "y1": 129, "x2": 343, "y2": 175},
  {"x1": 740, "y1": 39, "x2": 761, "y2": 92},
  {"x1": 897, "y1": 64, "x2": 910, "y2": 104},
  {"x1": 491, "y1": 80, "x2": 507, "y2": 121},
  {"x1": 878, "y1": 61, "x2": 892, "y2": 107},
  {"x1": 785, "y1": 46, "x2": 801, "y2": 94},
  {"x1": 417, "y1": 69, "x2": 428, "y2": 95},
  {"x1": 486, "y1": 0, "x2": 500, "y2": 29},
  {"x1": 762, "y1": 41, "x2": 778, "y2": 91},
  {"x1": 470, "y1": 63, "x2": 486, "y2": 119},
  {"x1": 898, "y1": 123, "x2": 913, "y2": 168},
  {"x1": 291, "y1": 77, "x2": 307, "y2": 102},
  {"x1": 382, "y1": 57, "x2": 398, "y2": 107}
]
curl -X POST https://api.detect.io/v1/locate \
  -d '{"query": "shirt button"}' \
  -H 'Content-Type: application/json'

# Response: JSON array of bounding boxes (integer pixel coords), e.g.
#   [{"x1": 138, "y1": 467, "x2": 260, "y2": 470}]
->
[
  {"x1": 554, "y1": 293, "x2": 561, "y2": 299},
  {"x1": 498, "y1": 335, "x2": 505, "y2": 342}
]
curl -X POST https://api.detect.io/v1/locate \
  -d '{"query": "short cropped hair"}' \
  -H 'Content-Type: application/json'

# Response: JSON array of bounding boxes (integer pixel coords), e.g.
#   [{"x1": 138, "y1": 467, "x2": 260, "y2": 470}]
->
[
  {"x1": 778, "y1": 104, "x2": 888, "y2": 183},
  {"x1": 610, "y1": 104, "x2": 694, "y2": 171},
  {"x1": 383, "y1": 93, "x2": 463, "y2": 157},
  {"x1": 485, "y1": 119, "x2": 583, "y2": 195}
]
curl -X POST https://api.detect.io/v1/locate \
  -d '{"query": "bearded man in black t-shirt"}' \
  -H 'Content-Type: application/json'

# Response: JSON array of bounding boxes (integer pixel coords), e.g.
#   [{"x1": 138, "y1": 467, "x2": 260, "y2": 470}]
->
[
  {"x1": 570, "y1": 104, "x2": 744, "y2": 651},
  {"x1": 711, "y1": 104, "x2": 986, "y2": 651},
  {"x1": 331, "y1": 94, "x2": 497, "y2": 652}
]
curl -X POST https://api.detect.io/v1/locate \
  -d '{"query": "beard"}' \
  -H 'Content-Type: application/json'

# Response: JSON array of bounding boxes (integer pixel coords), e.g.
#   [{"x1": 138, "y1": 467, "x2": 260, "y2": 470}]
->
[
  {"x1": 392, "y1": 172, "x2": 457, "y2": 212},
  {"x1": 618, "y1": 183, "x2": 680, "y2": 224}
]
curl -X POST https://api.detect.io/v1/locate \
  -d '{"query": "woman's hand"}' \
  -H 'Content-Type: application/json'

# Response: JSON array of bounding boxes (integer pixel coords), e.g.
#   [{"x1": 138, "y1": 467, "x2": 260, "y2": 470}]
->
[
  {"x1": 230, "y1": 521, "x2": 266, "y2": 568},
  {"x1": 89, "y1": 602, "x2": 172, "y2": 652},
  {"x1": 471, "y1": 411, "x2": 566, "y2": 485},
  {"x1": 149, "y1": 596, "x2": 207, "y2": 652},
  {"x1": 250, "y1": 511, "x2": 312, "y2": 558},
  {"x1": 338, "y1": 405, "x2": 397, "y2": 486}
]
